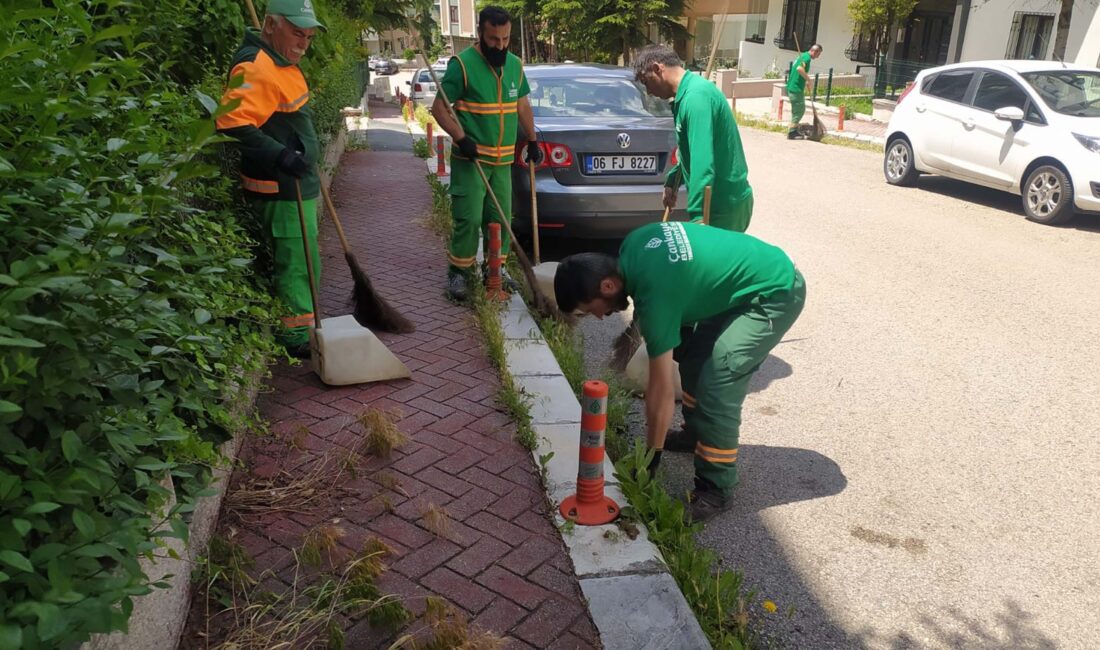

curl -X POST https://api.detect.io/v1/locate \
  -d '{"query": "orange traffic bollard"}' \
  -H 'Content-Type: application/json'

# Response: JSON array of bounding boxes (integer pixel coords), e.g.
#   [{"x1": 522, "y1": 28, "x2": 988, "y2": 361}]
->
[
  {"x1": 436, "y1": 136, "x2": 448, "y2": 177},
  {"x1": 838, "y1": 105, "x2": 846, "y2": 131},
  {"x1": 778, "y1": 98, "x2": 784, "y2": 121},
  {"x1": 560, "y1": 381, "x2": 620, "y2": 525},
  {"x1": 484, "y1": 223, "x2": 509, "y2": 302},
  {"x1": 426, "y1": 121, "x2": 433, "y2": 143}
]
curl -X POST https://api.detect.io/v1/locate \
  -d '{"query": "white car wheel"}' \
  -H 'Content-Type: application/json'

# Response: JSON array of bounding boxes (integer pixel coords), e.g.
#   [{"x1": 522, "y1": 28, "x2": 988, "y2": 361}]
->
[
  {"x1": 884, "y1": 138, "x2": 919, "y2": 186},
  {"x1": 1022, "y1": 165, "x2": 1074, "y2": 225}
]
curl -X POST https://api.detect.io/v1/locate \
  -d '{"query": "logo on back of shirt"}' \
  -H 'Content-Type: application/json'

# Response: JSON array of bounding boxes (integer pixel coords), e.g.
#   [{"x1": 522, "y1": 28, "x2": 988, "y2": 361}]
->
[
  {"x1": 645, "y1": 237, "x2": 662, "y2": 249},
  {"x1": 657, "y1": 222, "x2": 693, "y2": 263}
]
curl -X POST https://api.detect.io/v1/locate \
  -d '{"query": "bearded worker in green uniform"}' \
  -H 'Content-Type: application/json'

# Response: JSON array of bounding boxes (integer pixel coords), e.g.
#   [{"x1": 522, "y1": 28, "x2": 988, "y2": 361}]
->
[
  {"x1": 786, "y1": 43, "x2": 823, "y2": 140},
  {"x1": 432, "y1": 6, "x2": 540, "y2": 301},
  {"x1": 217, "y1": 0, "x2": 325, "y2": 357},
  {"x1": 555, "y1": 222, "x2": 806, "y2": 521},
  {"x1": 633, "y1": 45, "x2": 753, "y2": 233}
]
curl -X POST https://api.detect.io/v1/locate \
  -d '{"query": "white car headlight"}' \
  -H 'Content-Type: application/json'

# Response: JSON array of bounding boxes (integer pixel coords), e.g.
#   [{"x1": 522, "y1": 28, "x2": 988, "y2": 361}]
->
[{"x1": 1073, "y1": 133, "x2": 1100, "y2": 154}]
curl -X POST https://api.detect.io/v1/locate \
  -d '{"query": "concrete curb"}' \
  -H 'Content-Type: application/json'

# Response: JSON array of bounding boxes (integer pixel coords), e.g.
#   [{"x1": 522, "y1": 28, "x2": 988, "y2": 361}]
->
[
  {"x1": 499, "y1": 296, "x2": 710, "y2": 650},
  {"x1": 401, "y1": 116, "x2": 710, "y2": 649}
]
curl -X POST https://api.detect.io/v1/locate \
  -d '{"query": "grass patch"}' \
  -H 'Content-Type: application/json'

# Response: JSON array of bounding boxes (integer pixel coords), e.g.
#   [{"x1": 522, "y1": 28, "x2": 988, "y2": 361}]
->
[
  {"x1": 736, "y1": 112, "x2": 883, "y2": 153},
  {"x1": 412, "y1": 137, "x2": 431, "y2": 158},
  {"x1": 414, "y1": 104, "x2": 439, "y2": 133},
  {"x1": 615, "y1": 444, "x2": 769, "y2": 649},
  {"x1": 425, "y1": 173, "x2": 453, "y2": 239},
  {"x1": 193, "y1": 535, "x2": 408, "y2": 648}
]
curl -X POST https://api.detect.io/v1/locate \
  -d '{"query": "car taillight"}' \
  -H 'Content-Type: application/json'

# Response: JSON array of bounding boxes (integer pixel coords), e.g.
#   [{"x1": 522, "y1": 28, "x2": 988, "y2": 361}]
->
[
  {"x1": 896, "y1": 81, "x2": 915, "y2": 105},
  {"x1": 516, "y1": 142, "x2": 573, "y2": 170},
  {"x1": 669, "y1": 146, "x2": 678, "y2": 166},
  {"x1": 414, "y1": 83, "x2": 423, "y2": 92}
]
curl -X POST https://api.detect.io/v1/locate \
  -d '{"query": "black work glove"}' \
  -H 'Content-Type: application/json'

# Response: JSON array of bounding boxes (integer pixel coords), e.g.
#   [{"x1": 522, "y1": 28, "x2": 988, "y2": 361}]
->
[
  {"x1": 456, "y1": 136, "x2": 479, "y2": 159},
  {"x1": 523, "y1": 140, "x2": 544, "y2": 166},
  {"x1": 276, "y1": 148, "x2": 309, "y2": 178}
]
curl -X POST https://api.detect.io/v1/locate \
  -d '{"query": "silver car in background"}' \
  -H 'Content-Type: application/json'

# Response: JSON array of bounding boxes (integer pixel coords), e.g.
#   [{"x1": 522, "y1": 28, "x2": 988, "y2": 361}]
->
[
  {"x1": 512, "y1": 64, "x2": 686, "y2": 239},
  {"x1": 408, "y1": 66, "x2": 447, "y2": 107}
]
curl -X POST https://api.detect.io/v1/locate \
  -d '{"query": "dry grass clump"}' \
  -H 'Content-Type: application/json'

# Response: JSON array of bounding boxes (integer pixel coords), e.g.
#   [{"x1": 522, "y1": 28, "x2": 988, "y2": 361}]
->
[
  {"x1": 226, "y1": 453, "x2": 347, "y2": 525},
  {"x1": 389, "y1": 597, "x2": 506, "y2": 650},
  {"x1": 420, "y1": 503, "x2": 453, "y2": 539},
  {"x1": 300, "y1": 523, "x2": 346, "y2": 568},
  {"x1": 359, "y1": 409, "x2": 408, "y2": 458}
]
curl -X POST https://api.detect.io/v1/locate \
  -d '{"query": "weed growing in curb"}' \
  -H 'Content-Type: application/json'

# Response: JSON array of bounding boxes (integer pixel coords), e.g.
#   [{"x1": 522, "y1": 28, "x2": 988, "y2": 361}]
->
[
  {"x1": 616, "y1": 443, "x2": 761, "y2": 649},
  {"x1": 425, "y1": 173, "x2": 453, "y2": 239},
  {"x1": 412, "y1": 137, "x2": 431, "y2": 158},
  {"x1": 421, "y1": 503, "x2": 454, "y2": 539},
  {"x1": 392, "y1": 597, "x2": 506, "y2": 650}
]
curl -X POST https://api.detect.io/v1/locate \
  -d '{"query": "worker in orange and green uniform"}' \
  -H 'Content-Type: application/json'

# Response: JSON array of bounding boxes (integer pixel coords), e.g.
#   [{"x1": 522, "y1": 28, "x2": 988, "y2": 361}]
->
[
  {"x1": 431, "y1": 6, "x2": 539, "y2": 301},
  {"x1": 216, "y1": 0, "x2": 325, "y2": 358},
  {"x1": 633, "y1": 45, "x2": 753, "y2": 233},
  {"x1": 787, "y1": 43, "x2": 823, "y2": 140},
  {"x1": 554, "y1": 223, "x2": 806, "y2": 522}
]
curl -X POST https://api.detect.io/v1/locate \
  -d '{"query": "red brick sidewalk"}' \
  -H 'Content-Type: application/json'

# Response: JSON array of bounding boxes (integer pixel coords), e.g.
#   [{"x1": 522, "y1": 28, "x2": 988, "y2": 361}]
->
[{"x1": 184, "y1": 103, "x2": 600, "y2": 649}]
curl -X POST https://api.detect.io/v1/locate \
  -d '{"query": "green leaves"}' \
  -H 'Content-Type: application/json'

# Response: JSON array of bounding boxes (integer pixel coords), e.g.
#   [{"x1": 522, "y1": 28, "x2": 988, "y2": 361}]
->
[{"x1": 0, "y1": 551, "x2": 33, "y2": 574}]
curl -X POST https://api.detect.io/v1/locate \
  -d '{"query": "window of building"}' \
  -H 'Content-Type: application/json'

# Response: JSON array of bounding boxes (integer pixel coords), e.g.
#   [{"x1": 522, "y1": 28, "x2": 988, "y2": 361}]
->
[
  {"x1": 923, "y1": 69, "x2": 974, "y2": 103},
  {"x1": 1005, "y1": 12, "x2": 1054, "y2": 60},
  {"x1": 845, "y1": 24, "x2": 878, "y2": 63},
  {"x1": 449, "y1": 6, "x2": 458, "y2": 23},
  {"x1": 773, "y1": 0, "x2": 820, "y2": 51}
]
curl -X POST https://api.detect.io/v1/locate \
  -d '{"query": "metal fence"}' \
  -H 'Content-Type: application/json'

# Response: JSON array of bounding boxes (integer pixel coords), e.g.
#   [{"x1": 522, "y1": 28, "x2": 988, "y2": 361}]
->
[{"x1": 872, "y1": 58, "x2": 939, "y2": 99}]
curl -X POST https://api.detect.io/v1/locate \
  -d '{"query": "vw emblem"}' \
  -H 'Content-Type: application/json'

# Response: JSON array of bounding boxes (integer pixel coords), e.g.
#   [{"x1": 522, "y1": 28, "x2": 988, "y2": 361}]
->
[{"x1": 617, "y1": 133, "x2": 631, "y2": 149}]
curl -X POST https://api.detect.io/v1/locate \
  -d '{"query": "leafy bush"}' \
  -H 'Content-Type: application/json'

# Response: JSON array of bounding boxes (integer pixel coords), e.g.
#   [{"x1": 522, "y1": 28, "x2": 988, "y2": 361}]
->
[
  {"x1": 0, "y1": 1, "x2": 361, "y2": 647},
  {"x1": 412, "y1": 138, "x2": 431, "y2": 158}
]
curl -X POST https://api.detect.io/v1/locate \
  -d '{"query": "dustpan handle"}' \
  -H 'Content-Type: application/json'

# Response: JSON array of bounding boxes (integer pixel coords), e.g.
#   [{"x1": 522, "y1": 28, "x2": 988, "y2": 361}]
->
[{"x1": 295, "y1": 180, "x2": 323, "y2": 330}]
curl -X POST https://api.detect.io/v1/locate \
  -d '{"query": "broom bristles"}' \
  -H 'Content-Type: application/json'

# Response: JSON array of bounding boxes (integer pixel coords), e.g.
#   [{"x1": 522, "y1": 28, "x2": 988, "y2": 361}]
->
[
  {"x1": 346, "y1": 251, "x2": 415, "y2": 334},
  {"x1": 609, "y1": 319, "x2": 641, "y2": 372}
]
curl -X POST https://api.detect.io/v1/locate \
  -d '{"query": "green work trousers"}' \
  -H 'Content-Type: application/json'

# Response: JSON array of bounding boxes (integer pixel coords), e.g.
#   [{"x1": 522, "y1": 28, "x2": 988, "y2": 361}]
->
[
  {"x1": 254, "y1": 198, "x2": 320, "y2": 346},
  {"x1": 675, "y1": 270, "x2": 806, "y2": 494},
  {"x1": 448, "y1": 158, "x2": 512, "y2": 276},
  {"x1": 690, "y1": 189, "x2": 754, "y2": 233},
  {"x1": 789, "y1": 90, "x2": 806, "y2": 128}
]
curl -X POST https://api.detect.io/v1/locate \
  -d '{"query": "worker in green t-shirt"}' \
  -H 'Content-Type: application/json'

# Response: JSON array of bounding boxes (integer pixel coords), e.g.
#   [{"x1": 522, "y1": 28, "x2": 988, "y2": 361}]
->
[
  {"x1": 633, "y1": 45, "x2": 753, "y2": 233},
  {"x1": 786, "y1": 43, "x2": 822, "y2": 140},
  {"x1": 554, "y1": 222, "x2": 806, "y2": 522}
]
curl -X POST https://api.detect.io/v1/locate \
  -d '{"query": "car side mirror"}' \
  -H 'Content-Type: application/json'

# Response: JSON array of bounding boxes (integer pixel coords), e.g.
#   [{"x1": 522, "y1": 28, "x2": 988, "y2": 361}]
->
[{"x1": 993, "y1": 106, "x2": 1025, "y2": 122}]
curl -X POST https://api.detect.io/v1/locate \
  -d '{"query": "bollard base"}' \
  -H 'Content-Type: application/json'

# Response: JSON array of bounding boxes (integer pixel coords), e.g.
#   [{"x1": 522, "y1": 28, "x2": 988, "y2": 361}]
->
[
  {"x1": 560, "y1": 494, "x2": 620, "y2": 526},
  {"x1": 484, "y1": 287, "x2": 509, "y2": 302}
]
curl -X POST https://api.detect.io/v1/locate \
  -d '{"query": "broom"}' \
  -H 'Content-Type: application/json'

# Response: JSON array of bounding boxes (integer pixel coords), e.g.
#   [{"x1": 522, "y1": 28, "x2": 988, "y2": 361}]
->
[
  {"x1": 320, "y1": 181, "x2": 415, "y2": 334},
  {"x1": 408, "y1": 19, "x2": 562, "y2": 322},
  {"x1": 791, "y1": 32, "x2": 826, "y2": 141},
  {"x1": 241, "y1": 0, "x2": 413, "y2": 334}
]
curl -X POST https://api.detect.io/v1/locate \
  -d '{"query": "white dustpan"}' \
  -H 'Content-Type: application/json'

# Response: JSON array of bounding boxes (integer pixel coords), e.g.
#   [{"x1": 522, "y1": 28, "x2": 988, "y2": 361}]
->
[
  {"x1": 533, "y1": 261, "x2": 558, "y2": 310},
  {"x1": 622, "y1": 341, "x2": 684, "y2": 400},
  {"x1": 311, "y1": 315, "x2": 411, "y2": 386}
]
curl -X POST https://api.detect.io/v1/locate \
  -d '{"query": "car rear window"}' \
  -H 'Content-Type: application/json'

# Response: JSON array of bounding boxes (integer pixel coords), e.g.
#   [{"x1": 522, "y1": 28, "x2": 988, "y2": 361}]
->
[
  {"x1": 924, "y1": 70, "x2": 974, "y2": 103},
  {"x1": 527, "y1": 76, "x2": 672, "y2": 118}
]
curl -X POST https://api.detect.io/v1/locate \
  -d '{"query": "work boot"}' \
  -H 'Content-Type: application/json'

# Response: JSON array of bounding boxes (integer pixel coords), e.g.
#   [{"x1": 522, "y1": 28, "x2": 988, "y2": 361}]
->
[
  {"x1": 284, "y1": 342, "x2": 311, "y2": 360},
  {"x1": 446, "y1": 272, "x2": 469, "y2": 302},
  {"x1": 788, "y1": 129, "x2": 806, "y2": 140},
  {"x1": 663, "y1": 427, "x2": 696, "y2": 453},
  {"x1": 686, "y1": 477, "x2": 731, "y2": 524}
]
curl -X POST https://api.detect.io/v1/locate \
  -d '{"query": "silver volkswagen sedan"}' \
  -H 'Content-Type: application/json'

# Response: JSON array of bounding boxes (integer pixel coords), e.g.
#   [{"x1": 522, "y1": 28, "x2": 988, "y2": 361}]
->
[{"x1": 512, "y1": 64, "x2": 687, "y2": 239}]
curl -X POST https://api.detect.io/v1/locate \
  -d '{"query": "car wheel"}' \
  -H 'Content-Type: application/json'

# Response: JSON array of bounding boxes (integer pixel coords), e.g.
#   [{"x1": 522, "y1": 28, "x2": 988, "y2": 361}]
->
[
  {"x1": 883, "y1": 137, "x2": 919, "y2": 186},
  {"x1": 1022, "y1": 165, "x2": 1074, "y2": 225}
]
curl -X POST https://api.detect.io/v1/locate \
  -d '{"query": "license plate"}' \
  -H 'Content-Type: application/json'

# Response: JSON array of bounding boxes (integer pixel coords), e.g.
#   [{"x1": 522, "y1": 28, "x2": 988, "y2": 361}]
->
[{"x1": 584, "y1": 155, "x2": 658, "y2": 175}]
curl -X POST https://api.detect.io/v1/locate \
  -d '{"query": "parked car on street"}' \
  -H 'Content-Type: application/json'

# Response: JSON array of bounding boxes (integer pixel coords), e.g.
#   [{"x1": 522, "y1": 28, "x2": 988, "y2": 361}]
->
[
  {"x1": 884, "y1": 60, "x2": 1100, "y2": 225},
  {"x1": 408, "y1": 66, "x2": 447, "y2": 106},
  {"x1": 512, "y1": 63, "x2": 686, "y2": 239},
  {"x1": 373, "y1": 57, "x2": 398, "y2": 76}
]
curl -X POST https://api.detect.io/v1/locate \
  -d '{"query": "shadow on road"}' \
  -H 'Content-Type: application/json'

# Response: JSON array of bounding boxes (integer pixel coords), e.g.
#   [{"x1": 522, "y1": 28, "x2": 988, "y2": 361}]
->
[
  {"x1": 914, "y1": 176, "x2": 1100, "y2": 233},
  {"x1": 865, "y1": 599, "x2": 1058, "y2": 649}
]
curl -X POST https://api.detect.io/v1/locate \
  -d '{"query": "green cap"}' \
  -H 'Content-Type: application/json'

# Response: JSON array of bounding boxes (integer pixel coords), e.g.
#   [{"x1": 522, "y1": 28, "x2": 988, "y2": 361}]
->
[{"x1": 267, "y1": 0, "x2": 326, "y2": 31}]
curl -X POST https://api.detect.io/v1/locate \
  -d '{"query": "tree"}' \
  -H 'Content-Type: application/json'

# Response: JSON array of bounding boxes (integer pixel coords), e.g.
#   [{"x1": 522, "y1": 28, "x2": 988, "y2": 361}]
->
[{"x1": 847, "y1": 0, "x2": 919, "y2": 64}]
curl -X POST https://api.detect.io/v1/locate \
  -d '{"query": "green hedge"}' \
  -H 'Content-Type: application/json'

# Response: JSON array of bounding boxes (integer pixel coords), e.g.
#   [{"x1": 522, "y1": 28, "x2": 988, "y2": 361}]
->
[{"x1": 0, "y1": 2, "x2": 361, "y2": 647}]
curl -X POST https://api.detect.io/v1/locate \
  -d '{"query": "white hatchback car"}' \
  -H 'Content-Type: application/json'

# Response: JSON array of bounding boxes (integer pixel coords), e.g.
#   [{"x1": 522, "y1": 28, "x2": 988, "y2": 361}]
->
[{"x1": 884, "y1": 60, "x2": 1100, "y2": 225}]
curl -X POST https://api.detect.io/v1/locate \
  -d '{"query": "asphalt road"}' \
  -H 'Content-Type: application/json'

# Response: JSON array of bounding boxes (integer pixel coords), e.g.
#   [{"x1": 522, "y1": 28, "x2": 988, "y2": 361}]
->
[{"x1": 544, "y1": 129, "x2": 1100, "y2": 649}]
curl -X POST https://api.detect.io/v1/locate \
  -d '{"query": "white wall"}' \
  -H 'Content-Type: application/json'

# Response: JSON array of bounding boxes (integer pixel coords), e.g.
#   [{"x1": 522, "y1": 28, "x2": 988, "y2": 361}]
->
[
  {"x1": 1065, "y1": 0, "x2": 1100, "y2": 66},
  {"x1": 736, "y1": 0, "x2": 868, "y2": 78},
  {"x1": 959, "y1": 0, "x2": 1099, "y2": 65}
]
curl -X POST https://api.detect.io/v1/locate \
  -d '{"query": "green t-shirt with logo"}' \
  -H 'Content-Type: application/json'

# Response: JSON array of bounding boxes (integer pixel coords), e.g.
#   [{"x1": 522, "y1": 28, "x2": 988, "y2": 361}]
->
[
  {"x1": 786, "y1": 51, "x2": 812, "y2": 93},
  {"x1": 619, "y1": 222, "x2": 796, "y2": 358}
]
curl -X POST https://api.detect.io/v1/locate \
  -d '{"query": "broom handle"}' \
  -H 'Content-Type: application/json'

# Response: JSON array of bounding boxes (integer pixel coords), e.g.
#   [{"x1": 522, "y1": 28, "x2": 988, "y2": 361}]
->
[
  {"x1": 660, "y1": 205, "x2": 671, "y2": 222},
  {"x1": 411, "y1": 23, "x2": 539, "y2": 279},
  {"x1": 703, "y1": 185, "x2": 712, "y2": 226},
  {"x1": 295, "y1": 180, "x2": 323, "y2": 329},
  {"x1": 244, "y1": 0, "x2": 261, "y2": 29},
  {"x1": 319, "y1": 179, "x2": 352, "y2": 254},
  {"x1": 529, "y1": 161, "x2": 540, "y2": 266}
]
